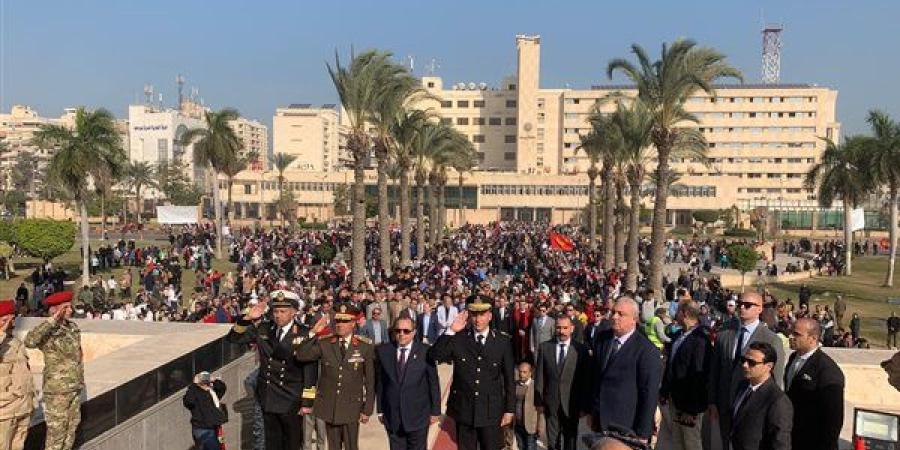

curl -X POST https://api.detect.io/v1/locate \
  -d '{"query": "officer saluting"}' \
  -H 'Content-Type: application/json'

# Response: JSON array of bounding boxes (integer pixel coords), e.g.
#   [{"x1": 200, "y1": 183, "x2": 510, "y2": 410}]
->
[
  {"x1": 295, "y1": 302, "x2": 375, "y2": 450},
  {"x1": 428, "y1": 294, "x2": 515, "y2": 450},
  {"x1": 227, "y1": 293, "x2": 317, "y2": 450}
]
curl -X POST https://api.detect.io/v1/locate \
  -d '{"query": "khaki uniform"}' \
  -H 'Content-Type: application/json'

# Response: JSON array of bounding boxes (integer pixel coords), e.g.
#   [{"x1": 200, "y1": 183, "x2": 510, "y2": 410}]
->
[
  {"x1": 295, "y1": 334, "x2": 374, "y2": 450},
  {"x1": 0, "y1": 335, "x2": 35, "y2": 450},
  {"x1": 24, "y1": 319, "x2": 84, "y2": 450}
]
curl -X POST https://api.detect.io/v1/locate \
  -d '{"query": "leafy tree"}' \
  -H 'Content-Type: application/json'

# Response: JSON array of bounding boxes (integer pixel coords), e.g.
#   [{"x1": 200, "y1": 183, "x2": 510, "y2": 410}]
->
[
  {"x1": 0, "y1": 220, "x2": 16, "y2": 243},
  {"x1": 728, "y1": 243, "x2": 761, "y2": 292},
  {"x1": 333, "y1": 184, "x2": 351, "y2": 216},
  {"x1": 866, "y1": 110, "x2": 900, "y2": 286},
  {"x1": 391, "y1": 108, "x2": 431, "y2": 265},
  {"x1": 15, "y1": 219, "x2": 75, "y2": 262},
  {"x1": 692, "y1": 209, "x2": 721, "y2": 235},
  {"x1": 607, "y1": 39, "x2": 742, "y2": 293},
  {"x1": 314, "y1": 242, "x2": 337, "y2": 264}
]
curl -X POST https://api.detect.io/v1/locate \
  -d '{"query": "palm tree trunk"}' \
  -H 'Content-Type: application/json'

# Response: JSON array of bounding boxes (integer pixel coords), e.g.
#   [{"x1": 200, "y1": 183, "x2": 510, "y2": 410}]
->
[
  {"x1": 648, "y1": 151, "x2": 671, "y2": 294},
  {"x1": 626, "y1": 180, "x2": 641, "y2": 292},
  {"x1": 437, "y1": 179, "x2": 446, "y2": 242},
  {"x1": 843, "y1": 198, "x2": 853, "y2": 276},
  {"x1": 351, "y1": 155, "x2": 366, "y2": 288},
  {"x1": 213, "y1": 172, "x2": 223, "y2": 259},
  {"x1": 278, "y1": 175, "x2": 285, "y2": 228},
  {"x1": 614, "y1": 180, "x2": 626, "y2": 267},
  {"x1": 602, "y1": 167, "x2": 615, "y2": 269},
  {"x1": 429, "y1": 174, "x2": 439, "y2": 247},
  {"x1": 227, "y1": 178, "x2": 235, "y2": 222},
  {"x1": 135, "y1": 184, "x2": 142, "y2": 225},
  {"x1": 415, "y1": 180, "x2": 426, "y2": 260},
  {"x1": 458, "y1": 173, "x2": 465, "y2": 226},
  {"x1": 587, "y1": 169, "x2": 598, "y2": 250},
  {"x1": 886, "y1": 185, "x2": 898, "y2": 287},
  {"x1": 376, "y1": 153, "x2": 391, "y2": 276},
  {"x1": 400, "y1": 171, "x2": 411, "y2": 265},
  {"x1": 80, "y1": 199, "x2": 90, "y2": 287},
  {"x1": 100, "y1": 193, "x2": 106, "y2": 239}
]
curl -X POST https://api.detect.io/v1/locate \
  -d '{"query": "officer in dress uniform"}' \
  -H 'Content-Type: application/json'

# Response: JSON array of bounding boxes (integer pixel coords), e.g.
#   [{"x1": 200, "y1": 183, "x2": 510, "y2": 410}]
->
[
  {"x1": 428, "y1": 294, "x2": 515, "y2": 450},
  {"x1": 227, "y1": 293, "x2": 318, "y2": 450},
  {"x1": 295, "y1": 303, "x2": 375, "y2": 450}
]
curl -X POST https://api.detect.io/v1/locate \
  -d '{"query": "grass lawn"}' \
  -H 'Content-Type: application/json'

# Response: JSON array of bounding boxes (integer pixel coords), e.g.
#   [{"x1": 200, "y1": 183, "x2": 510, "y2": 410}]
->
[
  {"x1": 766, "y1": 256, "x2": 900, "y2": 349},
  {"x1": 1, "y1": 239, "x2": 234, "y2": 309}
]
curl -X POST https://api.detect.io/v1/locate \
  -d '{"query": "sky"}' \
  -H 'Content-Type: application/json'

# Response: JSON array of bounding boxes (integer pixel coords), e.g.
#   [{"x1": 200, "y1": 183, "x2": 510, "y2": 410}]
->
[{"x1": 2, "y1": 0, "x2": 899, "y2": 138}]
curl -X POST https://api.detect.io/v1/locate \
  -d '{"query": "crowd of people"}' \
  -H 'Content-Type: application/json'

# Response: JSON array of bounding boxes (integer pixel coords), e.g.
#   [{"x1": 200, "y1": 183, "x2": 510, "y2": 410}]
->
[{"x1": 3, "y1": 219, "x2": 889, "y2": 450}]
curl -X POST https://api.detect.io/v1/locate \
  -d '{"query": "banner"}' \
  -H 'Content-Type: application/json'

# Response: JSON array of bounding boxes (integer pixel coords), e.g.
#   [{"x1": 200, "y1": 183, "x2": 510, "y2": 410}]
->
[
  {"x1": 850, "y1": 208, "x2": 865, "y2": 232},
  {"x1": 549, "y1": 231, "x2": 575, "y2": 252},
  {"x1": 156, "y1": 205, "x2": 199, "y2": 224}
]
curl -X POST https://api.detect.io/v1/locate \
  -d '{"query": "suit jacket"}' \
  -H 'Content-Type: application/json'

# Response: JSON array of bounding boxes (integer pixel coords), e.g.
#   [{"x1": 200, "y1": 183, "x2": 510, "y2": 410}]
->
[
  {"x1": 416, "y1": 312, "x2": 440, "y2": 344},
  {"x1": 583, "y1": 321, "x2": 610, "y2": 349},
  {"x1": 589, "y1": 329, "x2": 663, "y2": 439},
  {"x1": 730, "y1": 377, "x2": 793, "y2": 450},
  {"x1": 660, "y1": 326, "x2": 713, "y2": 414},
  {"x1": 710, "y1": 321, "x2": 785, "y2": 435},
  {"x1": 516, "y1": 379, "x2": 539, "y2": 435},
  {"x1": 783, "y1": 348, "x2": 844, "y2": 450},
  {"x1": 534, "y1": 339, "x2": 589, "y2": 417},
  {"x1": 294, "y1": 334, "x2": 375, "y2": 425},
  {"x1": 491, "y1": 306, "x2": 515, "y2": 335},
  {"x1": 530, "y1": 315, "x2": 555, "y2": 354},
  {"x1": 374, "y1": 342, "x2": 441, "y2": 433},
  {"x1": 226, "y1": 318, "x2": 318, "y2": 414},
  {"x1": 361, "y1": 319, "x2": 390, "y2": 345},
  {"x1": 428, "y1": 328, "x2": 515, "y2": 427}
]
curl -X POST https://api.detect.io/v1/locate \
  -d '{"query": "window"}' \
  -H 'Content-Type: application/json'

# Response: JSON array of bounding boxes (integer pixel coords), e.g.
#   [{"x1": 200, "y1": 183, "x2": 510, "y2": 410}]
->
[
  {"x1": 489, "y1": 117, "x2": 502, "y2": 125},
  {"x1": 427, "y1": 81, "x2": 435, "y2": 88},
  {"x1": 749, "y1": 112, "x2": 757, "y2": 118},
  {"x1": 536, "y1": 143, "x2": 544, "y2": 153},
  {"x1": 472, "y1": 134, "x2": 485, "y2": 143},
  {"x1": 474, "y1": 117, "x2": 486, "y2": 125},
  {"x1": 537, "y1": 128, "x2": 544, "y2": 139},
  {"x1": 504, "y1": 152, "x2": 516, "y2": 161},
  {"x1": 473, "y1": 100, "x2": 485, "y2": 107},
  {"x1": 504, "y1": 135, "x2": 517, "y2": 143},
  {"x1": 440, "y1": 101, "x2": 452, "y2": 108},
  {"x1": 457, "y1": 100, "x2": 469, "y2": 108},
  {"x1": 457, "y1": 118, "x2": 469, "y2": 125},
  {"x1": 157, "y1": 139, "x2": 168, "y2": 162},
  {"x1": 506, "y1": 100, "x2": 517, "y2": 108},
  {"x1": 505, "y1": 117, "x2": 517, "y2": 126},
  {"x1": 244, "y1": 184, "x2": 252, "y2": 195},
  {"x1": 537, "y1": 99, "x2": 545, "y2": 109}
]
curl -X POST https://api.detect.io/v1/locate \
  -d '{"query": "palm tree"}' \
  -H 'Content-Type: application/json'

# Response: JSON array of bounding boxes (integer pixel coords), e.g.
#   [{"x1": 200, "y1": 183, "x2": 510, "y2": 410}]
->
[
  {"x1": 391, "y1": 109, "x2": 431, "y2": 265},
  {"x1": 221, "y1": 154, "x2": 248, "y2": 222},
  {"x1": 180, "y1": 108, "x2": 243, "y2": 259},
  {"x1": 411, "y1": 123, "x2": 454, "y2": 259},
  {"x1": 272, "y1": 152, "x2": 297, "y2": 227},
  {"x1": 328, "y1": 49, "x2": 403, "y2": 288},
  {"x1": 582, "y1": 112, "x2": 623, "y2": 268},
  {"x1": 428, "y1": 128, "x2": 471, "y2": 247},
  {"x1": 804, "y1": 136, "x2": 872, "y2": 276},
  {"x1": 93, "y1": 152, "x2": 127, "y2": 239},
  {"x1": 32, "y1": 107, "x2": 125, "y2": 286},
  {"x1": 576, "y1": 130, "x2": 604, "y2": 250},
  {"x1": 866, "y1": 110, "x2": 900, "y2": 286},
  {"x1": 607, "y1": 39, "x2": 742, "y2": 293},
  {"x1": 449, "y1": 146, "x2": 477, "y2": 227},
  {"x1": 123, "y1": 161, "x2": 157, "y2": 224}
]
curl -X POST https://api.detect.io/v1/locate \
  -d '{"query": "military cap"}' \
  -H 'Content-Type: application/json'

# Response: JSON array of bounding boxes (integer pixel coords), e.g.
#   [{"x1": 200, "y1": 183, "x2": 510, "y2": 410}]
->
[
  {"x1": 0, "y1": 299, "x2": 15, "y2": 317},
  {"x1": 465, "y1": 294, "x2": 493, "y2": 313},
  {"x1": 45, "y1": 291, "x2": 74, "y2": 307},
  {"x1": 334, "y1": 302, "x2": 360, "y2": 321},
  {"x1": 270, "y1": 291, "x2": 299, "y2": 309}
]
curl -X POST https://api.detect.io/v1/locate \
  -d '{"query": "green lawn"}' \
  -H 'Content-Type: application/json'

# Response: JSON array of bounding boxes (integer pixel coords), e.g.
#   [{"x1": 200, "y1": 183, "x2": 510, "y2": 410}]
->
[{"x1": 766, "y1": 256, "x2": 900, "y2": 348}]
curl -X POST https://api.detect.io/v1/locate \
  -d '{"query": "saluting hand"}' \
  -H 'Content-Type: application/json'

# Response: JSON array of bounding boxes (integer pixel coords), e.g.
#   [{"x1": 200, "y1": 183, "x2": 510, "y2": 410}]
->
[
  {"x1": 449, "y1": 311, "x2": 468, "y2": 333},
  {"x1": 311, "y1": 315, "x2": 328, "y2": 335},
  {"x1": 245, "y1": 302, "x2": 267, "y2": 321}
]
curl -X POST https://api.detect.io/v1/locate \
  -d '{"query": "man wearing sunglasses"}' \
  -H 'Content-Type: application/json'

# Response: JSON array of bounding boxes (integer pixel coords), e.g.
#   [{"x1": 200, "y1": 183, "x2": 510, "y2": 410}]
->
[
  {"x1": 709, "y1": 292, "x2": 785, "y2": 450},
  {"x1": 729, "y1": 341, "x2": 792, "y2": 450},
  {"x1": 374, "y1": 316, "x2": 441, "y2": 450}
]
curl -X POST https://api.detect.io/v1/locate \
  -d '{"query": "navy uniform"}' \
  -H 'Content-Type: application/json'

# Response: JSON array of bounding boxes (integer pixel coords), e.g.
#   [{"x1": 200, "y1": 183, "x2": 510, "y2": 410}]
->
[
  {"x1": 294, "y1": 303, "x2": 375, "y2": 450},
  {"x1": 428, "y1": 295, "x2": 515, "y2": 450},
  {"x1": 227, "y1": 295, "x2": 318, "y2": 450}
]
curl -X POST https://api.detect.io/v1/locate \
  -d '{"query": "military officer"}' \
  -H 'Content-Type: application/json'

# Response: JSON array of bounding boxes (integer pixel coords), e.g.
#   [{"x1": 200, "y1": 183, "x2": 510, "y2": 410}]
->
[
  {"x1": 1, "y1": 299, "x2": 34, "y2": 450},
  {"x1": 24, "y1": 291, "x2": 83, "y2": 450},
  {"x1": 295, "y1": 303, "x2": 375, "y2": 450},
  {"x1": 227, "y1": 293, "x2": 318, "y2": 450},
  {"x1": 427, "y1": 294, "x2": 515, "y2": 450}
]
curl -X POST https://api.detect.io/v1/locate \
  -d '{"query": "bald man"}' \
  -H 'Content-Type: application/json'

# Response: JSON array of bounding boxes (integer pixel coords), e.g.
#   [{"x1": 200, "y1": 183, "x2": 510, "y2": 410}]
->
[{"x1": 708, "y1": 292, "x2": 785, "y2": 449}]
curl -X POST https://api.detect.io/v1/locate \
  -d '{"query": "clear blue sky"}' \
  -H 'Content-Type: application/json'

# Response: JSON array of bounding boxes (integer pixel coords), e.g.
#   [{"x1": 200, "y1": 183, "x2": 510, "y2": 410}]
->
[{"x1": 2, "y1": 0, "x2": 898, "y2": 137}]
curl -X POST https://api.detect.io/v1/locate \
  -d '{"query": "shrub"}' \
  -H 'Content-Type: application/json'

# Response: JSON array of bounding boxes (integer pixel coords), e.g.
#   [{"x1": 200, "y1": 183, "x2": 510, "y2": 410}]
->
[
  {"x1": 723, "y1": 228, "x2": 757, "y2": 238},
  {"x1": 0, "y1": 220, "x2": 16, "y2": 244},
  {"x1": 14, "y1": 219, "x2": 76, "y2": 262}
]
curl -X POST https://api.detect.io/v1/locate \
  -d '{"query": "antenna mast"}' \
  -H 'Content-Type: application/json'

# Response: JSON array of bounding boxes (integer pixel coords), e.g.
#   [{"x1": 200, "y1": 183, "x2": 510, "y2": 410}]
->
[
  {"x1": 761, "y1": 23, "x2": 784, "y2": 84},
  {"x1": 176, "y1": 74, "x2": 186, "y2": 110}
]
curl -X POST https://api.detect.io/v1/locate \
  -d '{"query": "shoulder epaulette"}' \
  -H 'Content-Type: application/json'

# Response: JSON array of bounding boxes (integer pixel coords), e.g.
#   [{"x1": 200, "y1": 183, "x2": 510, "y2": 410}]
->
[
  {"x1": 354, "y1": 335, "x2": 372, "y2": 344},
  {"x1": 318, "y1": 334, "x2": 334, "y2": 341}
]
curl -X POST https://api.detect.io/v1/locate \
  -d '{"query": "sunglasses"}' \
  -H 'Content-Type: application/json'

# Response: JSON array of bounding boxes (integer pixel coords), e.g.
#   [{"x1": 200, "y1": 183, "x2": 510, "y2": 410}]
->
[
  {"x1": 741, "y1": 357, "x2": 767, "y2": 367},
  {"x1": 739, "y1": 302, "x2": 760, "y2": 309},
  {"x1": 394, "y1": 329, "x2": 414, "y2": 335}
]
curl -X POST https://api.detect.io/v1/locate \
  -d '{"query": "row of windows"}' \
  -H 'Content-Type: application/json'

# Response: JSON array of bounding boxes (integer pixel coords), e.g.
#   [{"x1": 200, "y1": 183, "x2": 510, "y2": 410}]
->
[
  {"x1": 467, "y1": 134, "x2": 517, "y2": 144},
  {"x1": 700, "y1": 126, "x2": 817, "y2": 133},
  {"x1": 708, "y1": 142, "x2": 816, "y2": 149},
  {"x1": 561, "y1": 96, "x2": 816, "y2": 107},
  {"x1": 440, "y1": 117, "x2": 517, "y2": 126},
  {"x1": 740, "y1": 187, "x2": 808, "y2": 194},
  {"x1": 441, "y1": 100, "x2": 516, "y2": 108},
  {"x1": 481, "y1": 185, "x2": 590, "y2": 196},
  {"x1": 696, "y1": 111, "x2": 817, "y2": 119},
  {"x1": 708, "y1": 157, "x2": 815, "y2": 164}
]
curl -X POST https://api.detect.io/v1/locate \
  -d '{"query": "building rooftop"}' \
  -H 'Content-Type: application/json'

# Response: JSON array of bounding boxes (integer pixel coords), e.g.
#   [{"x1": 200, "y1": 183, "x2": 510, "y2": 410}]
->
[{"x1": 589, "y1": 83, "x2": 822, "y2": 90}]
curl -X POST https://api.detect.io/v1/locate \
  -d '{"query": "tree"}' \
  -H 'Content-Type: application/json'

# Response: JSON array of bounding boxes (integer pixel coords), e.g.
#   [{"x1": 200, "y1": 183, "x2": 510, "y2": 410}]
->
[
  {"x1": 866, "y1": 110, "x2": 900, "y2": 286},
  {"x1": 391, "y1": 108, "x2": 431, "y2": 265},
  {"x1": 180, "y1": 108, "x2": 243, "y2": 259},
  {"x1": 692, "y1": 209, "x2": 721, "y2": 235},
  {"x1": 728, "y1": 243, "x2": 761, "y2": 292},
  {"x1": 12, "y1": 152, "x2": 41, "y2": 200},
  {"x1": 579, "y1": 113, "x2": 622, "y2": 263},
  {"x1": 123, "y1": 161, "x2": 156, "y2": 224},
  {"x1": 427, "y1": 127, "x2": 471, "y2": 247},
  {"x1": 608, "y1": 39, "x2": 742, "y2": 293},
  {"x1": 448, "y1": 143, "x2": 477, "y2": 227},
  {"x1": 272, "y1": 152, "x2": 297, "y2": 227},
  {"x1": 15, "y1": 219, "x2": 75, "y2": 263},
  {"x1": 804, "y1": 136, "x2": 872, "y2": 276},
  {"x1": 93, "y1": 147, "x2": 126, "y2": 238},
  {"x1": 33, "y1": 107, "x2": 124, "y2": 286},
  {"x1": 221, "y1": 154, "x2": 248, "y2": 222},
  {"x1": 412, "y1": 123, "x2": 455, "y2": 259},
  {"x1": 333, "y1": 184, "x2": 351, "y2": 216}
]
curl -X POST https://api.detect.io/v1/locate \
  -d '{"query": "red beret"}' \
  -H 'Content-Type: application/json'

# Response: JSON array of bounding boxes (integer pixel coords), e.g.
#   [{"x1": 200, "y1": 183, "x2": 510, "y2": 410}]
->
[
  {"x1": 0, "y1": 300, "x2": 14, "y2": 317},
  {"x1": 45, "y1": 291, "x2": 74, "y2": 306}
]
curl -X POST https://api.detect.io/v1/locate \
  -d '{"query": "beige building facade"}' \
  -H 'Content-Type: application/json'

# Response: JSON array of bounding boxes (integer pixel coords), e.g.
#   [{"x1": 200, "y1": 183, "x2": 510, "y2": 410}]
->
[
  {"x1": 273, "y1": 104, "x2": 341, "y2": 172},
  {"x1": 228, "y1": 116, "x2": 268, "y2": 169}
]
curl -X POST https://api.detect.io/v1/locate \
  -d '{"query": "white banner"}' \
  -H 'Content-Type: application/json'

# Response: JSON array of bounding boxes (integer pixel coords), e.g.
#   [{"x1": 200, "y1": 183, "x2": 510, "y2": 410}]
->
[
  {"x1": 850, "y1": 208, "x2": 866, "y2": 231},
  {"x1": 156, "y1": 205, "x2": 199, "y2": 224}
]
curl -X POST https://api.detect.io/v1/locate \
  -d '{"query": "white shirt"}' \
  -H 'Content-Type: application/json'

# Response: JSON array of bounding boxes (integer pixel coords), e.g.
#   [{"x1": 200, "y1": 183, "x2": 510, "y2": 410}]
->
[
  {"x1": 736, "y1": 319, "x2": 761, "y2": 356},
  {"x1": 787, "y1": 346, "x2": 819, "y2": 386},
  {"x1": 556, "y1": 338, "x2": 571, "y2": 363},
  {"x1": 474, "y1": 329, "x2": 489, "y2": 344},
  {"x1": 276, "y1": 322, "x2": 293, "y2": 342},
  {"x1": 614, "y1": 328, "x2": 637, "y2": 347},
  {"x1": 397, "y1": 344, "x2": 412, "y2": 362}
]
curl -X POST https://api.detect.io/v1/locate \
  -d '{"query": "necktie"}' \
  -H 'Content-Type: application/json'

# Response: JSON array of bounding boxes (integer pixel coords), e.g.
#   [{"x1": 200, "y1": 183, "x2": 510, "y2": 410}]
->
[
  {"x1": 340, "y1": 339, "x2": 348, "y2": 359},
  {"x1": 557, "y1": 343, "x2": 567, "y2": 371},
  {"x1": 787, "y1": 357, "x2": 805, "y2": 389},
  {"x1": 733, "y1": 385, "x2": 753, "y2": 421},
  {"x1": 477, "y1": 334, "x2": 485, "y2": 346},
  {"x1": 276, "y1": 328, "x2": 284, "y2": 342},
  {"x1": 734, "y1": 327, "x2": 747, "y2": 362},
  {"x1": 398, "y1": 347, "x2": 408, "y2": 376}
]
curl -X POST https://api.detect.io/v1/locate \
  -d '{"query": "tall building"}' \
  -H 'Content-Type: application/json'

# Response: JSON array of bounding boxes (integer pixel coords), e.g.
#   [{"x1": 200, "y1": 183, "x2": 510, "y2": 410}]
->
[
  {"x1": 273, "y1": 104, "x2": 341, "y2": 172},
  {"x1": 229, "y1": 116, "x2": 268, "y2": 170},
  {"x1": 127, "y1": 104, "x2": 206, "y2": 181}
]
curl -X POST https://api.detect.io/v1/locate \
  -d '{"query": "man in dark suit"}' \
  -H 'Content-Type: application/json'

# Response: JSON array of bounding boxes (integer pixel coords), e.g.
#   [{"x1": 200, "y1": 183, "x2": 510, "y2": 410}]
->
[
  {"x1": 375, "y1": 316, "x2": 441, "y2": 450},
  {"x1": 561, "y1": 304, "x2": 585, "y2": 344},
  {"x1": 660, "y1": 300, "x2": 712, "y2": 450},
  {"x1": 360, "y1": 307, "x2": 390, "y2": 345},
  {"x1": 534, "y1": 315, "x2": 589, "y2": 450},
  {"x1": 415, "y1": 301, "x2": 440, "y2": 345},
  {"x1": 587, "y1": 297, "x2": 662, "y2": 443},
  {"x1": 428, "y1": 295, "x2": 515, "y2": 450},
  {"x1": 785, "y1": 317, "x2": 845, "y2": 450},
  {"x1": 227, "y1": 294, "x2": 318, "y2": 450},
  {"x1": 583, "y1": 309, "x2": 609, "y2": 350},
  {"x1": 491, "y1": 295, "x2": 514, "y2": 335},
  {"x1": 709, "y1": 292, "x2": 785, "y2": 449},
  {"x1": 730, "y1": 341, "x2": 792, "y2": 450}
]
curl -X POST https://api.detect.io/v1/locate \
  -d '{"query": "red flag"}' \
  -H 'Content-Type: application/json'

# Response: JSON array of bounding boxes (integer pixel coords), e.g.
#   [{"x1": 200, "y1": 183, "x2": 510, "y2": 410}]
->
[{"x1": 549, "y1": 231, "x2": 575, "y2": 252}]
